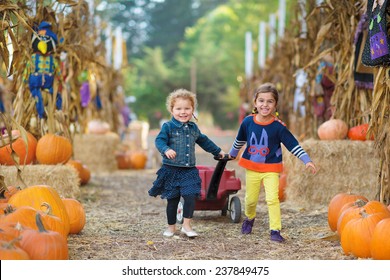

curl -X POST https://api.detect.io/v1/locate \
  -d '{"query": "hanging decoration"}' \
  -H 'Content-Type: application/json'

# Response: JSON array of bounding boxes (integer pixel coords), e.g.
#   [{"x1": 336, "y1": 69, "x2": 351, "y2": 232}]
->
[{"x1": 26, "y1": 21, "x2": 62, "y2": 119}]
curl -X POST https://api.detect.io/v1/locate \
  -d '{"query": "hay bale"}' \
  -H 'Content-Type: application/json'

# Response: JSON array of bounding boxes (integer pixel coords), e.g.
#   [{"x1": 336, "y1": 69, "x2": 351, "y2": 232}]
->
[
  {"x1": 283, "y1": 139, "x2": 379, "y2": 208},
  {"x1": 73, "y1": 133, "x2": 120, "y2": 173},
  {"x1": 0, "y1": 164, "x2": 80, "y2": 198}
]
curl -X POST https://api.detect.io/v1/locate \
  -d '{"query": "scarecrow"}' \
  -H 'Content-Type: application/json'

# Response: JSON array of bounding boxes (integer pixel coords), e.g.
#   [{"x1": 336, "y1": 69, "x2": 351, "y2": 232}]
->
[{"x1": 27, "y1": 21, "x2": 62, "y2": 118}]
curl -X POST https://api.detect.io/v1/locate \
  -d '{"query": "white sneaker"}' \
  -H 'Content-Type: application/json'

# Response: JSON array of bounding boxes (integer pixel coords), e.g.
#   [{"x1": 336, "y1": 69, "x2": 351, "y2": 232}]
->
[
  {"x1": 163, "y1": 230, "x2": 174, "y2": 237},
  {"x1": 181, "y1": 227, "x2": 198, "y2": 237}
]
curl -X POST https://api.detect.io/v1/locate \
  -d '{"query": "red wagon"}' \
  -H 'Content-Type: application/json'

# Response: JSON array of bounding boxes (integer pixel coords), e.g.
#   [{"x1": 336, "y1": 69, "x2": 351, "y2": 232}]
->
[{"x1": 176, "y1": 155, "x2": 242, "y2": 223}]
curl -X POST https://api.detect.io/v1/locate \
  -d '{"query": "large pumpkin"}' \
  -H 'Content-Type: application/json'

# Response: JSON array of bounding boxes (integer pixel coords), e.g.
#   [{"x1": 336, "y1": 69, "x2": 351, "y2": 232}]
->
[
  {"x1": 370, "y1": 218, "x2": 390, "y2": 260},
  {"x1": 347, "y1": 123, "x2": 373, "y2": 141},
  {"x1": 317, "y1": 119, "x2": 348, "y2": 140},
  {"x1": 19, "y1": 213, "x2": 68, "y2": 260},
  {"x1": 0, "y1": 130, "x2": 37, "y2": 165},
  {"x1": 327, "y1": 192, "x2": 369, "y2": 232},
  {"x1": 36, "y1": 133, "x2": 73, "y2": 164},
  {"x1": 7, "y1": 185, "x2": 70, "y2": 236}
]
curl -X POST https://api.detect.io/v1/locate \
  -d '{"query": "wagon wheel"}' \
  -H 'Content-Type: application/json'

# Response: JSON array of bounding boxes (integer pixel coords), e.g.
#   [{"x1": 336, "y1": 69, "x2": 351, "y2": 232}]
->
[
  {"x1": 176, "y1": 197, "x2": 184, "y2": 224},
  {"x1": 229, "y1": 196, "x2": 241, "y2": 223},
  {"x1": 221, "y1": 197, "x2": 229, "y2": 216}
]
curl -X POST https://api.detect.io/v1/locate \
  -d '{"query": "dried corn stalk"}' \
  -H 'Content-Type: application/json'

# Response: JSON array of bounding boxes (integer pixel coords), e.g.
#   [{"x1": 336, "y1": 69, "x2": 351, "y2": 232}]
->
[{"x1": 1, "y1": 0, "x2": 122, "y2": 141}]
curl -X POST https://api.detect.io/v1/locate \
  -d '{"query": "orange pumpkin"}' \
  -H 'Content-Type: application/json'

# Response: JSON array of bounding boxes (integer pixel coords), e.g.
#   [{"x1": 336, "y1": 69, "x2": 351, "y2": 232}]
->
[
  {"x1": 8, "y1": 185, "x2": 70, "y2": 236},
  {"x1": 0, "y1": 205, "x2": 38, "y2": 230},
  {"x1": 0, "y1": 130, "x2": 37, "y2": 165},
  {"x1": 67, "y1": 159, "x2": 83, "y2": 175},
  {"x1": 341, "y1": 210, "x2": 390, "y2": 258},
  {"x1": 80, "y1": 164, "x2": 91, "y2": 185},
  {"x1": 337, "y1": 200, "x2": 390, "y2": 236},
  {"x1": 116, "y1": 151, "x2": 132, "y2": 169},
  {"x1": 0, "y1": 222, "x2": 28, "y2": 242},
  {"x1": 347, "y1": 123, "x2": 373, "y2": 141},
  {"x1": 62, "y1": 198, "x2": 86, "y2": 234},
  {"x1": 39, "y1": 202, "x2": 68, "y2": 239},
  {"x1": 0, "y1": 186, "x2": 21, "y2": 203},
  {"x1": 317, "y1": 119, "x2": 348, "y2": 140},
  {"x1": 278, "y1": 172, "x2": 287, "y2": 202},
  {"x1": 130, "y1": 151, "x2": 147, "y2": 169},
  {"x1": 0, "y1": 240, "x2": 30, "y2": 260},
  {"x1": 327, "y1": 192, "x2": 369, "y2": 232},
  {"x1": 36, "y1": 133, "x2": 73, "y2": 164},
  {"x1": 370, "y1": 218, "x2": 390, "y2": 260},
  {"x1": 19, "y1": 213, "x2": 68, "y2": 260}
]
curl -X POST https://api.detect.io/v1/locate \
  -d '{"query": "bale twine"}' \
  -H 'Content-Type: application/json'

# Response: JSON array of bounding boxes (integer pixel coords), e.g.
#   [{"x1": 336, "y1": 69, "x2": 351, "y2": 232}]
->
[
  {"x1": 73, "y1": 133, "x2": 120, "y2": 173},
  {"x1": 283, "y1": 139, "x2": 379, "y2": 208},
  {"x1": 0, "y1": 164, "x2": 80, "y2": 198}
]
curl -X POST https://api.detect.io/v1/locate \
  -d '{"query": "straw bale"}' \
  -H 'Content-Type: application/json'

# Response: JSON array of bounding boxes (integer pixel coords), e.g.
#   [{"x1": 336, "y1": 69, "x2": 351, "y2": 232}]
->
[
  {"x1": 73, "y1": 133, "x2": 120, "y2": 173},
  {"x1": 283, "y1": 139, "x2": 379, "y2": 208},
  {"x1": 0, "y1": 164, "x2": 80, "y2": 198},
  {"x1": 122, "y1": 121, "x2": 150, "y2": 151}
]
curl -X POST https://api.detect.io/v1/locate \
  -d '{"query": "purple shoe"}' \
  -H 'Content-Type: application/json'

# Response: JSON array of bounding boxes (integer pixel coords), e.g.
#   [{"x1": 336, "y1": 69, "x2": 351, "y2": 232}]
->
[
  {"x1": 241, "y1": 218, "x2": 255, "y2": 234},
  {"x1": 270, "y1": 230, "x2": 285, "y2": 242}
]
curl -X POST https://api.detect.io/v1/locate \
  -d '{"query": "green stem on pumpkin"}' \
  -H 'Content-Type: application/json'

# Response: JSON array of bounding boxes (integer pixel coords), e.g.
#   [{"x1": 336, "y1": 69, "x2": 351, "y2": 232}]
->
[{"x1": 35, "y1": 213, "x2": 48, "y2": 233}]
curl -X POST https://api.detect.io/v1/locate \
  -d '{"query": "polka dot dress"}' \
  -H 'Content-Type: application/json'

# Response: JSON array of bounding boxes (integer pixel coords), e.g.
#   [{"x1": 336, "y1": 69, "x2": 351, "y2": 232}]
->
[{"x1": 148, "y1": 165, "x2": 201, "y2": 199}]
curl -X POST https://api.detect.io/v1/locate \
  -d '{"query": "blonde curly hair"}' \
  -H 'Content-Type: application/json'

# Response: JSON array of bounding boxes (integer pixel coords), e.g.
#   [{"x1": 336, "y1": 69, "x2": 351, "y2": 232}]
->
[{"x1": 166, "y1": 88, "x2": 197, "y2": 113}]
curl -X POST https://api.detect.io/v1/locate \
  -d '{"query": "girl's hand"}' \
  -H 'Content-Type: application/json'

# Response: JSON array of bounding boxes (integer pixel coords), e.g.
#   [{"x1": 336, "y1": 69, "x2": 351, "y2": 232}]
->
[
  {"x1": 306, "y1": 162, "x2": 318, "y2": 174},
  {"x1": 165, "y1": 149, "x2": 176, "y2": 159},
  {"x1": 219, "y1": 151, "x2": 226, "y2": 158}
]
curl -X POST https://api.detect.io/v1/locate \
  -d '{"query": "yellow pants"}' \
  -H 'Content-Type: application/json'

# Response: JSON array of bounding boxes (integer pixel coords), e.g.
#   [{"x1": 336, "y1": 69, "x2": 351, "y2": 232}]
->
[{"x1": 245, "y1": 169, "x2": 281, "y2": 230}]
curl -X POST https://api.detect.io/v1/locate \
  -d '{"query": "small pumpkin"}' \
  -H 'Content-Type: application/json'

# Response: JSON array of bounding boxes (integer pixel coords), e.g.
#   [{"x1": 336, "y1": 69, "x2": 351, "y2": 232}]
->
[
  {"x1": 0, "y1": 186, "x2": 21, "y2": 203},
  {"x1": 62, "y1": 198, "x2": 86, "y2": 234},
  {"x1": 116, "y1": 151, "x2": 132, "y2": 169},
  {"x1": 0, "y1": 240, "x2": 30, "y2": 260},
  {"x1": 0, "y1": 205, "x2": 38, "y2": 230},
  {"x1": 0, "y1": 222, "x2": 28, "y2": 242},
  {"x1": 347, "y1": 123, "x2": 373, "y2": 141},
  {"x1": 341, "y1": 210, "x2": 390, "y2": 258},
  {"x1": 0, "y1": 130, "x2": 37, "y2": 165},
  {"x1": 327, "y1": 192, "x2": 369, "y2": 232},
  {"x1": 36, "y1": 133, "x2": 73, "y2": 164},
  {"x1": 370, "y1": 218, "x2": 390, "y2": 260},
  {"x1": 317, "y1": 119, "x2": 348, "y2": 140},
  {"x1": 337, "y1": 200, "x2": 390, "y2": 236},
  {"x1": 80, "y1": 164, "x2": 91, "y2": 185},
  {"x1": 130, "y1": 151, "x2": 147, "y2": 169},
  {"x1": 66, "y1": 159, "x2": 84, "y2": 178},
  {"x1": 278, "y1": 172, "x2": 287, "y2": 202}
]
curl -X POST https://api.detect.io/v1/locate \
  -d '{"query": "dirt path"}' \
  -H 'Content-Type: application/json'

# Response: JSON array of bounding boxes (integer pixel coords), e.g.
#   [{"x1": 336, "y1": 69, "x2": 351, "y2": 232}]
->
[{"x1": 67, "y1": 132, "x2": 353, "y2": 260}]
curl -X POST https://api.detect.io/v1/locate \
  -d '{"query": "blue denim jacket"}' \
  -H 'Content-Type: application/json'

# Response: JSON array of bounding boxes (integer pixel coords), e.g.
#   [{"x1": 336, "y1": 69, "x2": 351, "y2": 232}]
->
[{"x1": 155, "y1": 117, "x2": 221, "y2": 167}]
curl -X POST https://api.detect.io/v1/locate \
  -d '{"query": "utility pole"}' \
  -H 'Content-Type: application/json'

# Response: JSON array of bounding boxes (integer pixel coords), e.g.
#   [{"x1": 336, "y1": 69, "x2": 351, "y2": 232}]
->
[{"x1": 190, "y1": 58, "x2": 197, "y2": 94}]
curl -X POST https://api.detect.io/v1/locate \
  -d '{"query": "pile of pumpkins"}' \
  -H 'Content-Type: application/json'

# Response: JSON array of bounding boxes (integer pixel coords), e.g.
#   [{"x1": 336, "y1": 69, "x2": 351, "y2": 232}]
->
[
  {"x1": 0, "y1": 184, "x2": 86, "y2": 260},
  {"x1": 327, "y1": 192, "x2": 390, "y2": 259},
  {"x1": 0, "y1": 130, "x2": 90, "y2": 185},
  {"x1": 317, "y1": 119, "x2": 373, "y2": 141},
  {"x1": 115, "y1": 144, "x2": 148, "y2": 170}
]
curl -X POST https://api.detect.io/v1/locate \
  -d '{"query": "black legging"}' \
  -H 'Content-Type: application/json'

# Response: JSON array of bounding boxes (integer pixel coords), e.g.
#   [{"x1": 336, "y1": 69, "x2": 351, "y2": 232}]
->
[{"x1": 166, "y1": 195, "x2": 196, "y2": 225}]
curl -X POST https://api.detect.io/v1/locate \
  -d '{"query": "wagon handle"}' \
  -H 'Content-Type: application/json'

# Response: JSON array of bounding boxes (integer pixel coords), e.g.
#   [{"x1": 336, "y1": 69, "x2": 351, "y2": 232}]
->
[{"x1": 213, "y1": 154, "x2": 234, "y2": 161}]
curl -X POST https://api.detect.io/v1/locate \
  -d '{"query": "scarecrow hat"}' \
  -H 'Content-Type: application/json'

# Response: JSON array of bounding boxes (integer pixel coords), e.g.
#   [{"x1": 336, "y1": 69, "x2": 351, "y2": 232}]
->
[{"x1": 38, "y1": 21, "x2": 58, "y2": 43}]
